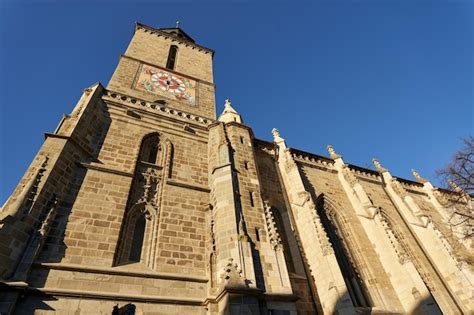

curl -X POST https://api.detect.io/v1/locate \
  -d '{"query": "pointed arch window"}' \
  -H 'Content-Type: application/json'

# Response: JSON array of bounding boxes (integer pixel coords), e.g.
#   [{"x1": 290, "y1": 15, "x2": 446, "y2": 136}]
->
[
  {"x1": 115, "y1": 132, "x2": 163, "y2": 267},
  {"x1": 166, "y1": 45, "x2": 178, "y2": 70},
  {"x1": 317, "y1": 197, "x2": 371, "y2": 307},
  {"x1": 129, "y1": 215, "x2": 146, "y2": 262}
]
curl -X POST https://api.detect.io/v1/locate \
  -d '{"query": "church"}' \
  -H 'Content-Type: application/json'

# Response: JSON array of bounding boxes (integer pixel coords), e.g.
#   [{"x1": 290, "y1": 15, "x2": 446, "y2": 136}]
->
[{"x1": 0, "y1": 22, "x2": 472, "y2": 314}]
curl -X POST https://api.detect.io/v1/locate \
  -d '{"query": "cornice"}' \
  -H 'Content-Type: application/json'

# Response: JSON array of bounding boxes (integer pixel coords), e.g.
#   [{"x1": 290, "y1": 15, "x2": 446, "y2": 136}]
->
[
  {"x1": 224, "y1": 121, "x2": 255, "y2": 139},
  {"x1": 135, "y1": 23, "x2": 215, "y2": 57},
  {"x1": 347, "y1": 164, "x2": 381, "y2": 182},
  {"x1": 103, "y1": 90, "x2": 215, "y2": 128},
  {"x1": 254, "y1": 139, "x2": 276, "y2": 155},
  {"x1": 290, "y1": 148, "x2": 335, "y2": 170}
]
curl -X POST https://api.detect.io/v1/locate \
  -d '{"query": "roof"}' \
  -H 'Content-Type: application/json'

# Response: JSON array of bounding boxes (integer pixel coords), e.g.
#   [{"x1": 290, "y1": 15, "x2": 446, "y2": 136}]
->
[
  {"x1": 135, "y1": 22, "x2": 215, "y2": 56},
  {"x1": 158, "y1": 27, "x2": 195, "y2": 43}
]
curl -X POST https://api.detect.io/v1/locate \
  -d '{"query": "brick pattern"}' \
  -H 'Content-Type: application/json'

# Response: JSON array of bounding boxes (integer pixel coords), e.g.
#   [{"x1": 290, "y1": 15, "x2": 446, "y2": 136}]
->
[{"x1": 107, "y1": 28, "x2": 216, "y2": 119}]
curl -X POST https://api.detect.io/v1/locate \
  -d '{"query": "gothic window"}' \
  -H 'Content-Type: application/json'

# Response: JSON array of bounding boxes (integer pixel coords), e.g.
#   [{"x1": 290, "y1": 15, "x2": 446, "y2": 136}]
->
[
  {"x1": 115, "y1": 132, "x2": 165, "y2": 267},
  {"x1": 129, "y1": 215, "x2": 146, "y2": 262},
  {"x1": 317, "y1": 198, "x2": 370, "y2": 307},
  {"x1": 147, "y1": 145, "x2": 158, "y2": 164},
  {"x1": 166, "y1": 45, "x2": 178, "y2": 70},
  {"x1": 139, "y1": 134, "x2": 160, "y2": 164}
]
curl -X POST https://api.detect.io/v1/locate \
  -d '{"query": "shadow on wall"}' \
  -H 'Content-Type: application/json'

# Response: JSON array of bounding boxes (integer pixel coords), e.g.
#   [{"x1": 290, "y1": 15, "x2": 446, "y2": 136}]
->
[
  {"x1": 10, "y1": 103, "x2": 113, "y2": 312},
  {"x1": 40, "y1": 105, "x2": 112, "y2": 264}
]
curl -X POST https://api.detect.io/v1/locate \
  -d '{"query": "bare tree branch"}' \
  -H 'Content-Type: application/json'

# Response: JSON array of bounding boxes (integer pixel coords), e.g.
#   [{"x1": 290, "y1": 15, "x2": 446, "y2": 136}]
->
[{"x1": 436, "y1": 136, "x2": 474, "y2": 239}]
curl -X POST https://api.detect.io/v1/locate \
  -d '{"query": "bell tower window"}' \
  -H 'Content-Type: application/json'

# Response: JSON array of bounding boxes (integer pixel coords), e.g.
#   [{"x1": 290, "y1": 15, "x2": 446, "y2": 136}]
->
[{"x1": 166, "y1": 45, "x2": 178, "y2": 70}]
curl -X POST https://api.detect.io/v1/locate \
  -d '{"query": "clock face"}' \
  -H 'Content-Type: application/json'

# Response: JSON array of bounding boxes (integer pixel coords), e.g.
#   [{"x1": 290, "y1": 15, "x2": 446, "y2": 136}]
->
[{"x1": 135, "y1": 65, "x2": 197, "y2": 105}]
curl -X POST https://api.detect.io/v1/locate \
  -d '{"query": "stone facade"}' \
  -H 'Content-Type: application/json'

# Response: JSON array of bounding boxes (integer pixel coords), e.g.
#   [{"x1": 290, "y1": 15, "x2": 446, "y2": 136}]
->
[{"x1": 0, "y1": 23, "x2": 472, "y2": 314}]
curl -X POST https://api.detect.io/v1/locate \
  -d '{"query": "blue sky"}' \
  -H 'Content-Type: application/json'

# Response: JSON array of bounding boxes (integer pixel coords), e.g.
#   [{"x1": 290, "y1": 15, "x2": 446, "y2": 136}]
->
[{"x1": 0, "y1": 0, "x2": 472, "y2": 204}]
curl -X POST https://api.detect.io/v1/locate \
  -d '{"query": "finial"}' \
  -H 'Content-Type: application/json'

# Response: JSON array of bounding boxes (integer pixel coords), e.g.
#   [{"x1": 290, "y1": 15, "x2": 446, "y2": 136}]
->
[
  {"x1": 225, "y1": 99, "x2": 231, "y2": 108},
  {"x1": 327, "y1": 145, "x2": 341, "y2": 159},
  {"x1": 372, "y1": 158, "x2": 387, "y2": 173},
  {"x1": 176, "y1": 20, "x2": 180, "y2": 28},
  {"x1": 411, "y1": 169, "x2": 427, "y2": 183},
  {"x1": 448, "y1": 180, "x2": 460, "y2": 191},
  {"x1": 272, "y1": 128, "x2": 282, "y2": 141}
]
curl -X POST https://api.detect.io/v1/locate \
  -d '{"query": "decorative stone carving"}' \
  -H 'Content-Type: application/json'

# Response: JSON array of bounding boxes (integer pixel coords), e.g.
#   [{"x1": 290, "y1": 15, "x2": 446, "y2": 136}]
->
[
  {"x1": 372, "y1": 158, "x2": 387, "y2": 173},
  {"x1": 327, "y1": 144, "x2": 341, "y2": 159},
  {"x1": 0, "y1": 155, "x2": 49, "y2": 223},
  {"x1": 411, "y1": 169, "x2": 428, "y2": 184},
  {"x1": 379, "y1": 213, "x2": 410, "y2": 265},
  {"x1": 39, "y1": 195, "x2": 58, "y2": 236},
  {"x1": 14, "y1": 194, "x2": 59, "y2": 280},
  {"x1": 221, "y1": 258, "x2": 247, "y2": 287},
  {"x1": 271, "y1": 128, "x2": 284, "y2": 143},
  {"x1": 263, "y1": 201, "x2": 282, "y2": 250},
  {"x1": 300, "y1": 193, "x2": 333, "y2": 256}
]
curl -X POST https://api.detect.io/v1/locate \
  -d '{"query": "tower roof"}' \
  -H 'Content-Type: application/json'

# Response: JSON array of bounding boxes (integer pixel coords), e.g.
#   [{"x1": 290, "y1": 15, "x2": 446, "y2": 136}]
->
[
  {"x1": 158, "y1": 27, "x2": 196, "y2": 43},
  {"x1": 135, "y1": 22, "x2": 214, "y2": 56},
  {"x1": 218, "y1": 99, "x2": 243, "y2": 124}
]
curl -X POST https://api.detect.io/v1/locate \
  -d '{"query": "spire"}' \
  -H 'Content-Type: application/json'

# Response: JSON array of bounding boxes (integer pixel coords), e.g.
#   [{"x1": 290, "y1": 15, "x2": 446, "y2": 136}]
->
[{"x1": 218, "y1": 99, "x2": 243, "y2": 124}]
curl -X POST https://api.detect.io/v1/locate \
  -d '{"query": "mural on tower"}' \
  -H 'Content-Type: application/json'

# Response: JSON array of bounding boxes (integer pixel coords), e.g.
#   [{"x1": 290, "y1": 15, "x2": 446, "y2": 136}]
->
[{"x1": 134, "y1": 64, "x2": 197, "y2": 105}]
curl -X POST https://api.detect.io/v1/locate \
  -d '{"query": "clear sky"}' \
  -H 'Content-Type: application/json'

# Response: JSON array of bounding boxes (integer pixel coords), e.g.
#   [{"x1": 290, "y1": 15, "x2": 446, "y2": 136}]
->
[{"x1": 0, "y1": 0, "x2": 472, "y2": 204}]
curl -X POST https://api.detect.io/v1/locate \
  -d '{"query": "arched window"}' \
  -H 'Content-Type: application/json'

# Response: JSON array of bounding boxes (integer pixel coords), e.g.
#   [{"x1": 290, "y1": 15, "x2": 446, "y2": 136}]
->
[
  {"x1": 317, "y1": 198, "x2": 370, "y2": 307},
  {"x1": 139, "y1": 134, "x2": 160, "y2": 164},
  {"x1": 129, "y1": 215, "x2": 146, "y2": 262},
  {"x1": 166, "y1": 45, "x2": 178, "y2": 70},
  {"x1": 114, "y1": 133, "x2": 162, "y2": 267}
]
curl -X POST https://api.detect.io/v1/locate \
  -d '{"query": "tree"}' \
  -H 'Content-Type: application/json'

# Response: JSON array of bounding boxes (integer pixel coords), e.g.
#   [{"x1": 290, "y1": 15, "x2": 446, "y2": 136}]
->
[{"x1": 437, "y1": 136, "x2": 473, "y2": 239}]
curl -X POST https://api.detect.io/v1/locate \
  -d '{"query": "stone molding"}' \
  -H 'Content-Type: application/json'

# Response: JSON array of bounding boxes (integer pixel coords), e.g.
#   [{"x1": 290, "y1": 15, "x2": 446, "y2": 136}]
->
[
  {"x1": 290, "y1": 148, "x2": 335, "y2": 169},
  {"x1": 34, "y1": 262, "x2": 208, "y2": 283},
  {"x1": 27, "y1": 287, "x2": 204, "y2": 305},
  {"x1": 167, "y1": 178, "x2": 210, "y2": 193},
  {"x1": 103, "y1": 90, "x2": 214, "y2": 127},
  {"x1": 78, "y1": 162, "x2": 134, "y2": 177}
]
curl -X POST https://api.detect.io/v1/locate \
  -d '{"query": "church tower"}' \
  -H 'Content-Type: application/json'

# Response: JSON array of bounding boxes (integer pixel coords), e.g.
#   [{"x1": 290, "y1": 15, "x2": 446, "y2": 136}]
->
[
  {"x1": 1, "y1": 22, "x2": 472, "y2": 315},
  {"x1": 0, "y1": 23, "x2": 301, "y2": 314}
]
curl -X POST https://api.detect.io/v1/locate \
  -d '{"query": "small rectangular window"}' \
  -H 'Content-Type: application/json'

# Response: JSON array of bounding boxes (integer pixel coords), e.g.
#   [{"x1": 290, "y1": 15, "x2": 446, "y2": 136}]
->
[
  {"x1": 255, "y1": 227, "x2": 260, "y2": 241},
  {"x1": 166, "y1": 45, "x2": 178, "y2": 70},
  {"x1": 249, "y1": 191, "x2": 254, "y2": 207}
]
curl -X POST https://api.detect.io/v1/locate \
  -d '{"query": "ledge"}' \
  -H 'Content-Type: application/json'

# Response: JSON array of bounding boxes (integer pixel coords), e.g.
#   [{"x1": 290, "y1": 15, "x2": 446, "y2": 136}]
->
[
  {"x1": 44, "y1": 133, "x2": 93, "y2": 158},
  {"x1": 27, "y1": 287, "x2": 204, "y2": 305},
  {"x1": 78, "y1": 162, "x2": 134, "y2": 178},
  {"x1": 34, "y1": 262, "x2": 208, "y2": 283},
  {"x1": 167, "y1": 178, "x2": 210, "y2": 193},
  {"x1": 103, "y1": 90, "x2": 214, "y2": 128}
]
